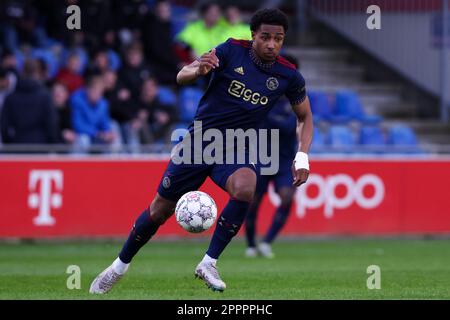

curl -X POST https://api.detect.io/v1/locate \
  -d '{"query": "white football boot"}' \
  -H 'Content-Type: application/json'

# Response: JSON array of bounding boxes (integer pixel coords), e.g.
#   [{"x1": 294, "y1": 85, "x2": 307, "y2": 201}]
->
[
  {"x1": 258, "y1": 242, "x2": 275, "y2": 259},
  {"x1": 89, "y1": 263, "x2": 126, "y2": 294},
  {"x1": 245, "y1": 247, "x2": 258, "y2": 258},
  {"x1": 195, "y1": 261, "x2": 226, "y2": 292}
]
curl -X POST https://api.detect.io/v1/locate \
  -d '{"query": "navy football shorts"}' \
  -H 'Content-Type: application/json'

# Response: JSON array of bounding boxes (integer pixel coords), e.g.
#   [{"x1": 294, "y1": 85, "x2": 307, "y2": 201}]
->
[
  {"x1": 255, "y1": 159, "x2": 294, "y2": 195},
  {"x1": 157, "y1": 159, "x2": 257, "y2": 202}
]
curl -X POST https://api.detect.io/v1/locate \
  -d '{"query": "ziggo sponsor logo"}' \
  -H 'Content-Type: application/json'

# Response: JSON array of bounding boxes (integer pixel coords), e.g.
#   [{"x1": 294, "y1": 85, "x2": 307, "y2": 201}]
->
[{"x1": 269, "y1": 174, "x2": 385, "y2": 218}]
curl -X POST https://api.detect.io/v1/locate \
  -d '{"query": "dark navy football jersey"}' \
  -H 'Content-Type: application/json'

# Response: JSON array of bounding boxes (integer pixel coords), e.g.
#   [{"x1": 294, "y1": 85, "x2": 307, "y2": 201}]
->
[
  {"x1": 188, "y1": 38, "x2": 306, "y2": 134},
  {"x1": 260, "y1": 96, "x2": 298, "y2": 159}
]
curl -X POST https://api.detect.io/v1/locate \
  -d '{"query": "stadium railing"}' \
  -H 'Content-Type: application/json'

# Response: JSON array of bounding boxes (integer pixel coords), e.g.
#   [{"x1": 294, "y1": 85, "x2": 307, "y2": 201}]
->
[{"x1": 1, "y1": 143, "x2": 449, "y2": 155}]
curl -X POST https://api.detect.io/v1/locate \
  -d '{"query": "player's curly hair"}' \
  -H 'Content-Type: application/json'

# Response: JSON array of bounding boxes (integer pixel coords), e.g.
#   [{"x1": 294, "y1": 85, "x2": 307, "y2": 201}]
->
[{"x1": 250, "y1": 8, "x2": 289, "y2": 33}]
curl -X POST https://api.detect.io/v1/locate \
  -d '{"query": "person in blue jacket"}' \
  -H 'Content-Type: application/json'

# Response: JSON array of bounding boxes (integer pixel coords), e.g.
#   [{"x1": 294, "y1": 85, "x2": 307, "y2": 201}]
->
[{"x1": 70, "y1": 74, "x2": 117, "y2": 152}]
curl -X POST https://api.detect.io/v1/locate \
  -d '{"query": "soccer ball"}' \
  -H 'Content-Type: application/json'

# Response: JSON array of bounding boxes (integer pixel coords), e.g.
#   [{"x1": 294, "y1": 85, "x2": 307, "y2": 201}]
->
[{"x1": 175, "y1": 191, "x2": 218, "y2": 233}]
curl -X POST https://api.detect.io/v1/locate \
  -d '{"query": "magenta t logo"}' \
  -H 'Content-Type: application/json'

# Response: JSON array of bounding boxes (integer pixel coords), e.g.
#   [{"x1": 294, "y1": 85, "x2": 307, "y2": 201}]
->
[{"x1": 28, "y1": 170, "x2": 63, "y2": 226}]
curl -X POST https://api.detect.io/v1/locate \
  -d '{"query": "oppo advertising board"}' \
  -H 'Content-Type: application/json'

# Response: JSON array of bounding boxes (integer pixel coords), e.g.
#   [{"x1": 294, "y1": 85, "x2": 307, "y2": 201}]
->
[{"x1": 0, "y1": 157, "x2": 449, "y2": 238}]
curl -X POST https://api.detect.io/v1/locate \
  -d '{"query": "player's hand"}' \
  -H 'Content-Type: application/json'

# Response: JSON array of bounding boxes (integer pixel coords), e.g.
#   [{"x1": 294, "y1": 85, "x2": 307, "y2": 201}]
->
[
  {"x1": 292, "y1": 166, "x2": 309, "y2": 187},
  {"x1": 292, "y1": 151, "x2": 310, "y2": 187},
  {"x1": 196, "y1": 48, "x2": 220, "y2": 76}
]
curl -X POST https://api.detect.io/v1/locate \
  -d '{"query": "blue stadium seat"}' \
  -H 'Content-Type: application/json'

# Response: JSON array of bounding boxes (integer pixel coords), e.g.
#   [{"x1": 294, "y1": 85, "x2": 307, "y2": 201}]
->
[
  {"x1": 179, "y1": 87, "x2": 202, "y2": 122},
  {"x1": 387, "y1": 125, "x2": 418, "y2": 146},
  {"x1": 158, "y1": 86, "x2": 178, "y2": 105},
  {"x1": 359, "y1": 125, "x2": 385, "y2": 146},
  {"x1": 334, "y1": 90, "x2": 364, "y2": 120},
  {"x1": 308, "y1": 91, "x2": 333, "y2": 121},
  {"x1": 312, "y1": 127, "x2": 326, "y2": 146},
  {"x1": 326, "y1": 125, "x2": 356, "y2": 149},
  {"x1": 334, "y1": 90, "x2": 383, "y2": 123},
  {"x1": 171, "y1": 5, "x2": 190, "y2": 17},
  {"x1": 310, "y1": 127, "x2": 326, "y2": 153}
]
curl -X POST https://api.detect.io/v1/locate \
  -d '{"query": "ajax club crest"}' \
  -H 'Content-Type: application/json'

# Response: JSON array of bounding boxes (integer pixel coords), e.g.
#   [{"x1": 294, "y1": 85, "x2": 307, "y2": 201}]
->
[
  {"x1": 162, "y1": 176, "x2": 171, "y2": 189},
  {"x1": 266, "y1": 77, "x2": 279, "y2": 91}
]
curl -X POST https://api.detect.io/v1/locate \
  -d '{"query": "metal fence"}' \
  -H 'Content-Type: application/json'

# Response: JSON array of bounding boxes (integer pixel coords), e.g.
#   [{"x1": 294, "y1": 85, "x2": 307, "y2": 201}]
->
[{"x1": 1, "y1": 143, "x2": 450, "y2": 156}]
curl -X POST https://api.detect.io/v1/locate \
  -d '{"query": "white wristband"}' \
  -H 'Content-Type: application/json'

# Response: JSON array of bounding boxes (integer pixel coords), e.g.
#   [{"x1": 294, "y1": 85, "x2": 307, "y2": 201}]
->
[{"x1": 294, "y1": 152, "x2": 310, "y2": 171}]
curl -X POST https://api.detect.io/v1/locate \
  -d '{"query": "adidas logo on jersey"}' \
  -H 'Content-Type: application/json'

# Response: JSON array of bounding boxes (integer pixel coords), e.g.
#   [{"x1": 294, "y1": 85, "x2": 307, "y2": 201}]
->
[{"x1": 234, "y1": 67, "x2": 244, "y2": 75}]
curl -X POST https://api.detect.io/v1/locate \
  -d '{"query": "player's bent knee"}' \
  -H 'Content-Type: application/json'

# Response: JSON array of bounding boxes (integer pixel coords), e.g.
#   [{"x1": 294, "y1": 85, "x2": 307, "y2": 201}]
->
[
  {"x1": 149, "y1": 194, "x2": 177, "y2": 225},
  {"x1": 278, "y1": 189, "x2": 295, "y2": 209},
  {"x1": 230, "y1": 186, "x2": 255, "y2": 203},
  {"x1": 227, "y1": 168, "x2": 256, "y2": 202},
  {"x1": 229, "y1": 179, "x2": 256, "y2": 202}
]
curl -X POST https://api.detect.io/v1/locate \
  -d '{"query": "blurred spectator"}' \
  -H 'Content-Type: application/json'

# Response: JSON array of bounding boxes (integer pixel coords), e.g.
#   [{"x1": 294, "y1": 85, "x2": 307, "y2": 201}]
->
[
  {"x1": 112, "y1": 0, "x2": 149, "y2": 38},
  {"x1": 51, "y1": 82, "x2": 76, "y2": 144},
  {"x1": 1, "y1": 59, "x2": 58, "y2": 144},
  {"x1": 36, "y1": 58, "x2": 50, "y2": 84},
  {"x1": 86, "y1": 49, "x2": 110, "y2": 75},
  {"x1": 142, "y1": 0, "x2": 181, "y2": 85},
  {"x1": 0, "y1": 67, "x2": 16, "y2": 143},
  {"x1": 102, "y1": 29, "x2": 120, "y2": 52},
  {"x1": 0, "y1": 67, "x2": 15, "y2": 109},
  {"x1": 1, "y1": 50, "x2": 20, "y2": 78},
  {"x1": 78, "y1": 0, "x2": 113, "y2": 49},
  {"x1": 93, "y1": 49, "x2": 110, "y2": 74},
  {"x1": 103, "y1": 70, "x2": 149, "y2": 152},
  {"x1": 0, "y1": 0, "x2": 47, "y2": 51},
  {"x1": 70, "y1": 74, "x2": 117, "y2": 152},
  {"x1": 176, "y1": 1, "x2": 224, "y2": 57},
  {"x1": 55, "y1": 51, "x2": 85, "y2": 94},
  {"x1": 38, "y1": 0, "x2": 79, "y2": 45},
  {"x1": 222, "y1": 5, "x2": 251, "y2": 40},
  {"x1": 118, "y1": 42, "x2": 152, "y2": 100},
  {"x1": 140, "y1": 78, "x2": 177, "y2": 143}
]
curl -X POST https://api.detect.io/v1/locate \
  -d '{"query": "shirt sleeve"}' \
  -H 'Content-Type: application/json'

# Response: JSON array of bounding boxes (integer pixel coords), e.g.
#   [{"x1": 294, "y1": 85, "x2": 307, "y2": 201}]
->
[
  {"x1": 212, "y1": 38, "x2": 232, "y2": 73},
  {"x1": 285, "y1": 71, "x2": 307, "y2": 106}
]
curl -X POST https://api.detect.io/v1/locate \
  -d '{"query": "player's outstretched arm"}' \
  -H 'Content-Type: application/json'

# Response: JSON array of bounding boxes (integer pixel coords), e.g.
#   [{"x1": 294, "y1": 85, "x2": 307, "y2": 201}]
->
[
  {"x1": 291, "y1": 96, "x2": 313, "y2": 187},
  {"x1": 176, "y1": 48, "x2": 220, "y2": 85}
]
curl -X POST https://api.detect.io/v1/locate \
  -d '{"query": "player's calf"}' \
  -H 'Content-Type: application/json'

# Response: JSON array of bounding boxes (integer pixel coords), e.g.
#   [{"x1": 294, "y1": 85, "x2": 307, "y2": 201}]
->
[
  {"x1": 148, "y1": 193, "x2": 177, "y2": 225},
  {"x1": 118, "y1": 194, "x2": 176, "y2": 263}
]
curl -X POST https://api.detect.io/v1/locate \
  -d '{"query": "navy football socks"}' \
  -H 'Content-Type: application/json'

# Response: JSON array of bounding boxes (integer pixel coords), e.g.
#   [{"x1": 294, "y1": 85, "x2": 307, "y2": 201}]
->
[
  {"x1": 245, "y1": 204, "x2": 258, "y2": 248},
  {"x1": 119, "y1": 208, "x2": 160, "y2": 263},
  {"x1": 206, "y1": 199, "x2": 250, "y2": 259},
  {"x1": 263, "y1": 204, "x2": 291, "y2": 244}
]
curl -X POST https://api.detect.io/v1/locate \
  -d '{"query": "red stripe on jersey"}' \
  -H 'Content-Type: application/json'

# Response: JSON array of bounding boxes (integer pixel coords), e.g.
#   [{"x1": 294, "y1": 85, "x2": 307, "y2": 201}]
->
[
  {"x1": 276, "y1": 55, "x2": 296, "y2": 70},
  {"x1": 230, "y1": 39, "x2": 251, "y2": 48}
]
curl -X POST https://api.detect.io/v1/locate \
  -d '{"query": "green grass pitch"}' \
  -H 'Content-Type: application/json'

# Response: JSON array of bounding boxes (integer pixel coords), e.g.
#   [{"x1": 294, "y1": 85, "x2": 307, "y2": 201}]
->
[{"x1": 1, "y1": 238, "x2": 449, "y2": 299}]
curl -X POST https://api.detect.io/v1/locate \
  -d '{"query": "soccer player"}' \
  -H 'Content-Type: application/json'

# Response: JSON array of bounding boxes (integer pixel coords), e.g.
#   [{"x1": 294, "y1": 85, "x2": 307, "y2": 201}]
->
[
  {"x1": 90, "y1": 8, "x2": 313, "y2": 293},
  {"x1": 245, "y1": 56, "x2": 300, "y2": 259}
]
